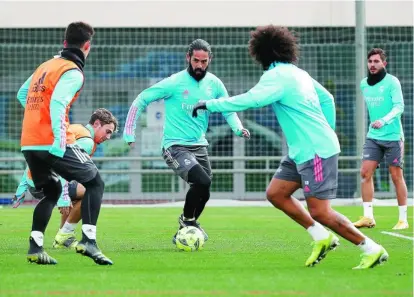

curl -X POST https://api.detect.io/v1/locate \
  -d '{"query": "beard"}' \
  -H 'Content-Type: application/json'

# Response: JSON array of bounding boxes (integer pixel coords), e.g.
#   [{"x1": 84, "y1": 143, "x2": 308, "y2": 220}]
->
[
  {"x1": 187, "y1": 63, "x2": 208, "y2": 81},
  {"x1": 367, "y1": 67, "x2": 386, "y2": 86},
  {"x1": 369, "y1": 67, "x2": 381, "y2": 74}
]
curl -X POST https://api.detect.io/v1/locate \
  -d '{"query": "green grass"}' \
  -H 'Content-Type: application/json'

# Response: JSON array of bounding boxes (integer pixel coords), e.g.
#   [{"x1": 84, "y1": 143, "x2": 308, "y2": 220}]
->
[{"x1": 0, "y1": 206, "x2": 412, "y2": 297}]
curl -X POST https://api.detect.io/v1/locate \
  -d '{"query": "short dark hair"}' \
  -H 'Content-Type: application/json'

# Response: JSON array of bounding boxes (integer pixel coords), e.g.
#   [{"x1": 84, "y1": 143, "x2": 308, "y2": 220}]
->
[
  {"x1": 89, "y1": 108, "x2": 118, "y2": 132},
  {"x1": 248, "y1": 25, "x2": 299, "y2": 70},
  {"x1": 367, "y1": 48, "x2": 387, "y2": 61},
  {"x1": 187, "y1": 39, "x2": 212, "y2": 57},
  {"x1": 65, "y1": 22, "x2": 95, "y2": 48}
]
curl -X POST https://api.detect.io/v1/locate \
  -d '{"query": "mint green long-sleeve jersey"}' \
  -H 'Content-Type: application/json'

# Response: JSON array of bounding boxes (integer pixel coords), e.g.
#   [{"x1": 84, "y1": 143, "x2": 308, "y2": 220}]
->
[
  {"x1": 361, "y1": 74, "x2": 404, "y2": 141},
  {"x1": 206, "y1": 62, "x2": 340, "y2": 164},
  {"x1": 123, "y1": 70, "x2": 244, "y2": 149}
]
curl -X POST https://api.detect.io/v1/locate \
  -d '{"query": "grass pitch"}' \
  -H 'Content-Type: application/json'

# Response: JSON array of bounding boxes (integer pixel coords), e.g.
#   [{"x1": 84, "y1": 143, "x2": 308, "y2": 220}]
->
[{"x1": 0, "y1": 206, "x2": 412, "y2": 297}]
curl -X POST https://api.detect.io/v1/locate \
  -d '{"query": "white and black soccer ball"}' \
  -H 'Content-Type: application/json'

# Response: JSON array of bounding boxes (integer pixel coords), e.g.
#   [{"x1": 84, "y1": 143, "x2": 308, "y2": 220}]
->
[{"x1": 175, "y1": 226, "x2": 205, "y2": 252}]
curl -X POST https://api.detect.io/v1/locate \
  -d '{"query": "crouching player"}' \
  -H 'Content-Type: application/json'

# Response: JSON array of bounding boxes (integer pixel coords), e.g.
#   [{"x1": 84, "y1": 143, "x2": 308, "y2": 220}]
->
[{"x1": 13, "y1": 108, "x2": 118, "y2": 248}]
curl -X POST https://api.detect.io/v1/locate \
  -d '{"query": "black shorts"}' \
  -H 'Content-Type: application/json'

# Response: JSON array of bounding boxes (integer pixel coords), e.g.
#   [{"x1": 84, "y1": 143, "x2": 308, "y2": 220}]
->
[
  {"x1": 162, "y1": 145, "x2": 212, "y2": 182},
  {"x1": 22, "y1": 145, "x2": 98, "y2": 189}
]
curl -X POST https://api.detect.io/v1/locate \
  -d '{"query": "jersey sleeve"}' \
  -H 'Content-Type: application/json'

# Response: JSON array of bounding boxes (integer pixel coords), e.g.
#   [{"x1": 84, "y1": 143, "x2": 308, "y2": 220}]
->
[
  {"x1": 15, "y1": 167, "x2": 30, "y2": 198},
  {"x1": 123, "y1": 76, "x2": 174, "y2": 143},
  {"x1": 56, "y1": 178, "x2": 71, "y2": 207},
  {"x1": 49, "y1": 70, "x2": 84, "y2": 158},
  {"x1": 312, "y1": 78, "x2": 336, "y2": 130},
  {"x1": 216, "y1": 79, "x2": 244, "y2": 134},
  {"x1": 17, "y1": 75, "x2": 33, "y2": 108},
  {"x1": 206, "y1": 72, "x2": 284, "y2": 113},
  {"x1": 381, "y1": 77, "x2": 404, "y2": 124}
]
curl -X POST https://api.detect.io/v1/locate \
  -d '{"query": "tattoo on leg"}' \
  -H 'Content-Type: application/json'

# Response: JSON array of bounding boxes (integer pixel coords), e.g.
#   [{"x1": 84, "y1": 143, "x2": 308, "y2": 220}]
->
[{"x1": 334, "y1": 212, "x2": 351, "y2": 227}]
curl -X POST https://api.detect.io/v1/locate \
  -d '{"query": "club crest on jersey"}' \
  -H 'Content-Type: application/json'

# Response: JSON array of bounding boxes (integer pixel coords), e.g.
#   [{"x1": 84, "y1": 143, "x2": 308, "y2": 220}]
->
[
  {"x1": 182, "y1": 90, "x2": 189, "y2": 99},
  {"x1": 379, "y1": 86, "x2": 384, "y2": 93},
  {"x1": 206, "y1": 86, "x2": 213, "y2": 97}
]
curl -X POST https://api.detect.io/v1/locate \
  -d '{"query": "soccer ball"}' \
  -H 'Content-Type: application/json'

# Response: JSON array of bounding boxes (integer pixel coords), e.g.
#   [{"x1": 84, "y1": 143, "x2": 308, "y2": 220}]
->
[{"x1": 175, "y1": 226, "x2": 205, "y2": 252}]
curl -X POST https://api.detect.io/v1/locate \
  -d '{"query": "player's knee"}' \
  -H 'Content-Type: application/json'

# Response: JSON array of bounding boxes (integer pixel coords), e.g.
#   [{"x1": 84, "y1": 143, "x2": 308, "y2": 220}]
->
[
  {"x1": 68, "y1": 181, "x2": 78, "y2": 200},
  {"x1": 265, "y1": 186, "x2": 285, "y2": 205},
  {"x1": 308, "y1": 207, "x2": 327, "y2": 223},
  {"x1": 196, "y1": 173, "x2": 211, "y2": 189},
  {"x1": 76, "y1": 183, "x2": 86, "y2": 199},
  {"x1": 190, "y1": 182, "x2": 211, "y2": 203},
  {"x1": 265, "y1": 186, "x2": 274, "y2": 201},
  {"x1": 360, "y1": 167, "x2": 373, "y2": 180},
  {"x1": 187, "y1": 165, "x2": 211, "y2": 188},
  {"x1": 192, "y1": 177, "x2": 211, "y2": 189},
  {"x1": 42, "y1": 176, "x2": 62, "y2": 202},
  {"x1": 83, "y1": 172, "x2": 105, "y2": 192}
]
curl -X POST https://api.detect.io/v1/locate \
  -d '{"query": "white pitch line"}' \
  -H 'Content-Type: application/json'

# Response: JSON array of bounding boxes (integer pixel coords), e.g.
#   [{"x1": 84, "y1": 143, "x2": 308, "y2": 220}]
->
[{"x1": 381, "y1": 231, "x2": 414, "y2": 241}]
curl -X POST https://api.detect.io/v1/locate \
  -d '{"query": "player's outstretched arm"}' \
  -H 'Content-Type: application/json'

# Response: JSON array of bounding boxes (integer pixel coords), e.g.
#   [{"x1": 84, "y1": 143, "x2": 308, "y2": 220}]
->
[
  {"x1": 49, "y1": 70, "x2": 84, "y2": 158},
  {"x1": 196, "y1": 72, "x2": 283, "y2": 115},
  {"x1": 123, "y1": 77, "x2": 173, "y2": 146},
  {"x1": 312, "y1": 78, "x2": 336, "y2": 130},
  {"x1": 16, "y1": 75, "x2": 33, "y2": 108}
]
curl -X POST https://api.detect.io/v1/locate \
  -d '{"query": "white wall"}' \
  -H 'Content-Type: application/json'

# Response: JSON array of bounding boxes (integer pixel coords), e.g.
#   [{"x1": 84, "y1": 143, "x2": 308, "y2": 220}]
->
[{"x1": 0, "y1": 0, "x2": 412, "y2": 27}]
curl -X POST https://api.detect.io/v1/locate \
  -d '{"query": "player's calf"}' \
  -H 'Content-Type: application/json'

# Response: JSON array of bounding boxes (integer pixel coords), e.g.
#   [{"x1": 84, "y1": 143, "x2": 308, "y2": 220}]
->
[{"x1": 81, "y1": 173, "x2": 105, "y2": 226}]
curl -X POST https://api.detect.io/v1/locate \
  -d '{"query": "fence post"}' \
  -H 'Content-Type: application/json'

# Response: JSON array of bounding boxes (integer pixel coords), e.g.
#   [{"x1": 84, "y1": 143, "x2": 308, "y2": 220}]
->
[
  {"x1": 233, "y1": 117, "x2": 246, "y2": 199},
  {"x1": 129, "y1": 91, "x2": 142, "y2": 199},
  {"x1": 355, "y1": 0, "x2": 366, "y2": 198}
]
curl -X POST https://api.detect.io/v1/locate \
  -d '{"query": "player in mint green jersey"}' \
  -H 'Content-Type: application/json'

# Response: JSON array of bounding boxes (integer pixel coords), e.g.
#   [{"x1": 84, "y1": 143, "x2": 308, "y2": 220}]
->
[
  {"x1": 353, "y1": 48, "x2": 408, "y2": 230},
  {"x1": 123, "y1": 39, "x2": 250, "y2": 243},
  {"x1": 193, "y1": 25, "x2": 388, "y2": 269}
]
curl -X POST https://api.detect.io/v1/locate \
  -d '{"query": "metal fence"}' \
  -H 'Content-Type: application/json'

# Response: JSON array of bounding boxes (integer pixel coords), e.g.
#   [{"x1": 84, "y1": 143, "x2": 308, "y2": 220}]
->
[{"x1": 0, "y1": 24, "x2": 412, "y2": 201}]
